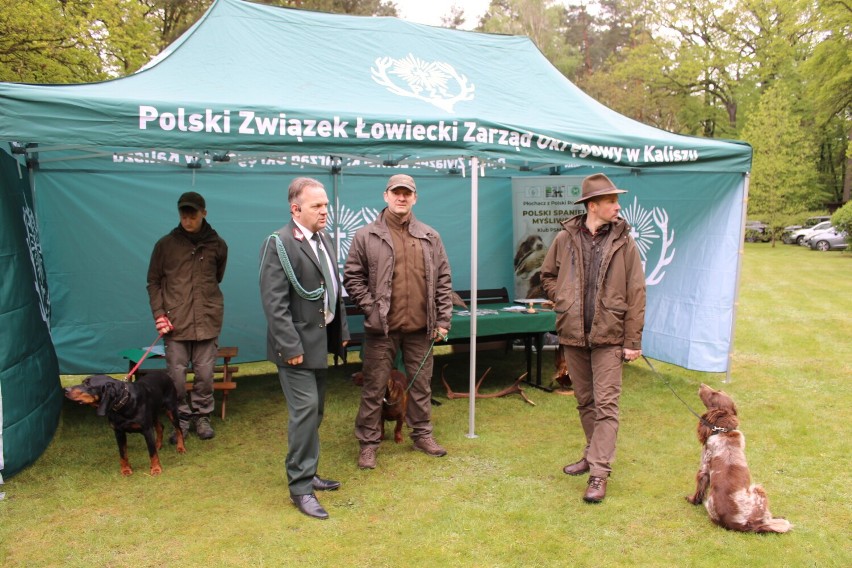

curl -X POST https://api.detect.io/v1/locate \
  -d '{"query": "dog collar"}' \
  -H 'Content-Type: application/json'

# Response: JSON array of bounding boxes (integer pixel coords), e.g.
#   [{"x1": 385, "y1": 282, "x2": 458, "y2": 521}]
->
[
  {"x1": 709, "y1": 424, "x2": 734, "y2": 435},
  {"x1": 112, "y1": 382, "x2": 131, "y2": 411}
]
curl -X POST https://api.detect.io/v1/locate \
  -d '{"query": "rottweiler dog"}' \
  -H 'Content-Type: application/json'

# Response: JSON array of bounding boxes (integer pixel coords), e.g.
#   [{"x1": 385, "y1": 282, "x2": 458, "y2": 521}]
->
[
  {"x1": 64, "y1": 372, "x2": 186, "y2": 476},
  {"x1": 352, "y1": 369, "x2": 409, "y2": 443}
]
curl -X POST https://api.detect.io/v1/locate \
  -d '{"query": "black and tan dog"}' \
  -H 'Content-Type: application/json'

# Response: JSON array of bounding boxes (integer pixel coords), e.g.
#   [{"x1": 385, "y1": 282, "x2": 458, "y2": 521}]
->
[
  {"x1": 352, "y1": 369, "x2": 409, "y2": 443},
  {"x1": 64, "y1": 372, "x2": 186, "y2": 476}
]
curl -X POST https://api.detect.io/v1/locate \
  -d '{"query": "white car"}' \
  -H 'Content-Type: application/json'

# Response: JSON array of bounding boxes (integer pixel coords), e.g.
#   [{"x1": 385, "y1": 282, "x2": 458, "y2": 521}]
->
[
  {"x1": 790, "y1": 220, "x2": 833, "y2": 245},
  {"x1": 802, "y1": 225, "x2": 835, "y2": 247},
  {"x1": 783, "y1": 215, "x2": 831, "y2": 243}
]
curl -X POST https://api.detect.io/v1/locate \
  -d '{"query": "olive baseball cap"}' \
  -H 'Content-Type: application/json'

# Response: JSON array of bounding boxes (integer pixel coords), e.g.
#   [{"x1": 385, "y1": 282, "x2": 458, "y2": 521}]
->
[{"x1": 385, "y1": 174, "x2": 416, "y2": 193}]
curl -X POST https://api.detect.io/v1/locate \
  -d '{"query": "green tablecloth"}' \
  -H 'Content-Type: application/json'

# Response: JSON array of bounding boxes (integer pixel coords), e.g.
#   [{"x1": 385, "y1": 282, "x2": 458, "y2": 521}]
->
[{"x1": 447, "y1": 303, "x2": 556, "y2": 340}]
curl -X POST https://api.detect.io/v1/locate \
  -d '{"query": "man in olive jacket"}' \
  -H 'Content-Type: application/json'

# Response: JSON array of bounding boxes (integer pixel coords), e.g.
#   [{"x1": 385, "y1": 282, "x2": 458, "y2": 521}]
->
[
  {"x1": 147, "y1": 191, "x2": 228, "y2": 443},
  {"x1": 259, "y1": 177, "x2": 349, "y2": 520},
  {"x1": 540, "y1": 173, "x2": 646, "y2": 504},
  {"x1": 344, "y1": 174, "x2": 453, "y2": 470}
]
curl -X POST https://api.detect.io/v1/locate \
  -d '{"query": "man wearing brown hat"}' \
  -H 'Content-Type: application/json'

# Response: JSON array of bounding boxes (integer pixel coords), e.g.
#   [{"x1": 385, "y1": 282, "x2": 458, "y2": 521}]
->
[
  {"x1": 344, "y1": 174, "x2": 454, "y2": 469},
  {"x1": 147, "y1": 191, "x2": 228, "y2": 443},
  {"x1": 540, "y1": 173, "x2": 646, "y2": 503}
]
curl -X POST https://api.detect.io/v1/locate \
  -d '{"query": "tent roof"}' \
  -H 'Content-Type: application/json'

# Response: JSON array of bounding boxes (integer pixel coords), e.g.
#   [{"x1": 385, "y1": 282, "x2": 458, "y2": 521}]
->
[{"x1": 0, "y1": 0, "x2": 750, "y2": 172}]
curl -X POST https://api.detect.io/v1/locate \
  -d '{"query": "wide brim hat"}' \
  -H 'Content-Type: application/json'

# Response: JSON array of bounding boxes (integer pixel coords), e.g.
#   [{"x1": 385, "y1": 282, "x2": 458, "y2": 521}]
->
[{"x1": 574, "y1": 173, "x2": 627, "y2": 204}]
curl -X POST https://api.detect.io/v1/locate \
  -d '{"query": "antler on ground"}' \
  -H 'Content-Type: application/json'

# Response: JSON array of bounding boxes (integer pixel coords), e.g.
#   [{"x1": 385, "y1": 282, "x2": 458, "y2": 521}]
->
[{"x1": 441, "y1": 365, "x2": 535, "y2": 406}]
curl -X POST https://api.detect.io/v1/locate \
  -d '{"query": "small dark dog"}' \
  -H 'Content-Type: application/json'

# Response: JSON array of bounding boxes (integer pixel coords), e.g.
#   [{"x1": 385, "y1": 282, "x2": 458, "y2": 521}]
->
[
  {"x1": 64, "y1": 372, "x2": 186, "y2": 476},
  {"x1": 686, "y1": 383, "x2": 792, "y2": 533},
  {"x1": 352, "y1": 369, "x2": 409, "y2": 443}
]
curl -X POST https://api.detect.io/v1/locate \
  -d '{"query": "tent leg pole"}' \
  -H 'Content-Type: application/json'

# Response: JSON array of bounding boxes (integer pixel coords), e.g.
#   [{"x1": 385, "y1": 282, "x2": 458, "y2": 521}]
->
[
  {"x1": 467, "y1": 156, "x2": 479, "y2": 439},
  {"x1": 726, "y1": 173, "x2": 750, "y2": 384}
]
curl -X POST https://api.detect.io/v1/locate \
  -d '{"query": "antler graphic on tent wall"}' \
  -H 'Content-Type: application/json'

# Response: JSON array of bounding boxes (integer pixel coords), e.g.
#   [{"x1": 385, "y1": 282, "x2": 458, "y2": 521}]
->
[{"x1": 646, "y1": 207, "x2": 675, "y2": 286}]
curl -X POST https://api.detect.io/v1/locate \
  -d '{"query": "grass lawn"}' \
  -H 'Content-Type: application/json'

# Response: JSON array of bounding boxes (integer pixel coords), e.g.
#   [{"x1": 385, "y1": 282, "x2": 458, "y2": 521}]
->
[{"x1": 1, "y1": 243, "x2": 850, "y2": 567}]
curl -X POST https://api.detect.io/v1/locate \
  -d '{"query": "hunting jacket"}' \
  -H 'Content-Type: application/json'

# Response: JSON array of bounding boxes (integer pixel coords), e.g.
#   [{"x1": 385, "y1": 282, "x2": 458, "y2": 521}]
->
[
  {"x1": 343, "y1": 209, "x2": 453, "y2": 337},
  {"x1": 540, "y1": 214, "x2": 645, "y2": 349},
  {"x1": 147, "y1": 221, "x2": 228, "y2": 341}
]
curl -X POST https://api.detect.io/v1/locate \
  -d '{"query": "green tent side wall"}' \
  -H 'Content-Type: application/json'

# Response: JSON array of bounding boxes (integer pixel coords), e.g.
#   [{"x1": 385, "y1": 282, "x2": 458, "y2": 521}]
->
[{"x1": 0, "y1": 150, "x2": 62, "y2": 479}]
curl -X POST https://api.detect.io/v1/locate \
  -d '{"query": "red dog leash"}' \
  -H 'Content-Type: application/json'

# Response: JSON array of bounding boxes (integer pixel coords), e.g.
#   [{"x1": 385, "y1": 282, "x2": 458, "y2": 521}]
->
[{"x1": 124, "y1": 332, "x2": 165, "y2": 381}]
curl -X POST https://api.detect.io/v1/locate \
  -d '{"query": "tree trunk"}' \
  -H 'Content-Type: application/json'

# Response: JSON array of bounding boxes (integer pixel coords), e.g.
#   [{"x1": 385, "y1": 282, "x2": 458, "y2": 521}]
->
[{"x1": 844, "y1": 124, "x2": 852, "y2": 203}]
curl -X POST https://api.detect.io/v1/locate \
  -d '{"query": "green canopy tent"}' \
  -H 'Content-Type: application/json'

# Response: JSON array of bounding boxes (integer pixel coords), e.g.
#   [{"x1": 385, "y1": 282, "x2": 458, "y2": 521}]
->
[{"x1": 0, "y1": 0, "x2": 751, "y2": 476}]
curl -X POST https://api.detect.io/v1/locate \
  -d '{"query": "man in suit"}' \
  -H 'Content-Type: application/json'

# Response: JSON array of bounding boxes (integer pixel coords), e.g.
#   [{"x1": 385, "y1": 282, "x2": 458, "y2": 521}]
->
[{"x1": 259, "y1": 177, "x2": 349, "y2": 520}]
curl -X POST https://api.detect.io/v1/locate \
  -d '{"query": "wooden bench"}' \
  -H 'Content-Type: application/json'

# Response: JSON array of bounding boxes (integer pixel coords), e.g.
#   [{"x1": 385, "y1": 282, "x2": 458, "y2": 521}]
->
[
  {"x1": 455, "y1": 287, "x2": 510, "y2": 305},
  {"x1": 185, "y1": 346, "x2": 239, "y2": 420}
]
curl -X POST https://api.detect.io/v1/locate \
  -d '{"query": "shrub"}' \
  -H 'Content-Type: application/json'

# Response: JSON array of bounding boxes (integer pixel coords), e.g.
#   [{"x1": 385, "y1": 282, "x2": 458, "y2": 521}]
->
[{"x1": 831, "y1": 202, "x2": 852, "y2": 247}]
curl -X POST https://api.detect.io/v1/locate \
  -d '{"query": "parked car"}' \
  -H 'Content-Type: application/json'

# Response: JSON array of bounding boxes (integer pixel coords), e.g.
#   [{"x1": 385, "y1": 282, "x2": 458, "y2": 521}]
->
[
  {"x1": 787, "y1": 220, "x2": 833, "y2": 245},
  {"x1": 744, "y1": 220, "x2": 771, "y2": 242},
  {"x1": 783, "y1": 215, "x2": 831, "y2": 243},
  {"x1": 808, "y1": 230, "x2": 848, "y2": 251}
]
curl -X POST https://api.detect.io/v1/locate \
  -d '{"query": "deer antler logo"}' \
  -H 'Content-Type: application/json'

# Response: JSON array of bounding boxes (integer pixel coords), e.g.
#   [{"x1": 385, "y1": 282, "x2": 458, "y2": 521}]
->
[
  {"x1": 621, "y1": 196, "x2": 676, "y2": 286},
  {"x1": 371, "y1": 54, "x2": 475, "y2": 112}
]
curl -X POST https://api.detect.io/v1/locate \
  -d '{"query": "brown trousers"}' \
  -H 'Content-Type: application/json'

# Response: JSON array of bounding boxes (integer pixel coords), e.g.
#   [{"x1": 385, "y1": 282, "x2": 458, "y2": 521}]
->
[
  {"x1": 356, "y1": 331, "x2": 435, "y2": 447},
  {"x1": 561, "y1": 344, "x2": 623, "y2": 478}
]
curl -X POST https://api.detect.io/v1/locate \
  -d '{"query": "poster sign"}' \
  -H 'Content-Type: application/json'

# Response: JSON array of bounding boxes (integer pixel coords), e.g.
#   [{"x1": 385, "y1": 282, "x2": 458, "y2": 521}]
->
[{"x1": 511, "y1": 176, "x2": 585, "y2": 299}]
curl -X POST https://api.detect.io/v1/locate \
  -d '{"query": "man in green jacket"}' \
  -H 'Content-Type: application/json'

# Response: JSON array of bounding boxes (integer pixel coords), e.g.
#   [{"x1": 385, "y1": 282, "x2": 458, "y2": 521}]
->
[
  {"x1": 147, "y1": 191, "x2": 228, "y2": 443},
  {"x1": 541, "y1": 174, "x2": 646, "y2": 504}
]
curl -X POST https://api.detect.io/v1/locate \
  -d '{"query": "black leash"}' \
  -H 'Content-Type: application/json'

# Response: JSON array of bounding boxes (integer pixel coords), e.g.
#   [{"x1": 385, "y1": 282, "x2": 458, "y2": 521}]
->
[{"x1": 641, "y1": 355, "x2": 730, "y2": 433}]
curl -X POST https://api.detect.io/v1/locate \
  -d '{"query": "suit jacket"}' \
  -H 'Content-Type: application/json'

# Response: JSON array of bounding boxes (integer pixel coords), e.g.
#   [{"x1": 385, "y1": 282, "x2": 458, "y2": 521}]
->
[{"x1": 259, "y1": 220, "x2": 349, "y2": 368}]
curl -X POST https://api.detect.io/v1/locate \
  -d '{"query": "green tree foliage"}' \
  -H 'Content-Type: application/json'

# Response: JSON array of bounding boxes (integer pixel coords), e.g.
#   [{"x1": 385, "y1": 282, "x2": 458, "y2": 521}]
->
[
  {"x1": 0, "y1": 0, "x2": 398, "y2": 83},
  {"x1": 142, "y1": 1, "x2": 213, "y2": 50},
  {"x1": 741, "y1": 84, "x2": 825, "y2": 230},
  {"x1": 0, "y1": 0, "x2": 158, "y2": 83},
  {"x1": 269, "y1": 0, "x2": 397, "y2": 17},
  {"x1": 804, "y1": 0, "x2": 852, "y2": 204},
  {"x1": 440, "y1": 3, "x2": 466, "y2": 29},
  {"x1": 830, "y1": 201, "x2": 852, "y2": 243},
  {"x1": 831, "y1": 201, "x2": 852, "y2": 245},
  {"x1": 479, "y1": 0, "x2": 581, "y2": 78}
]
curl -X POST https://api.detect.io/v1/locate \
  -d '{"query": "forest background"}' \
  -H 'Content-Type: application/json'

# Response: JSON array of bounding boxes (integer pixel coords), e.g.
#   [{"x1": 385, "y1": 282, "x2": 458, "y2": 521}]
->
[{"x1": 0, "y1": 0, "x2": 849, "y2": 231}]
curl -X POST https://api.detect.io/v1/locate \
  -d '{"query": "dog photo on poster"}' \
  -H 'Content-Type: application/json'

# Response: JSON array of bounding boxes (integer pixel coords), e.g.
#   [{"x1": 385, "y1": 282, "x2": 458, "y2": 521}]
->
[{"x1": 511, "y1": 176, "x2": 585, "y2": 300}]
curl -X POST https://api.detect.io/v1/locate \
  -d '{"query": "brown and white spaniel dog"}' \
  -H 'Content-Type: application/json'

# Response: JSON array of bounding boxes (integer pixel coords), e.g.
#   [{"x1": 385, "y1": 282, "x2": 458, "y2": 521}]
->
[{"x1": 686, "y1": 383, "x2": 792, "y2": 533}]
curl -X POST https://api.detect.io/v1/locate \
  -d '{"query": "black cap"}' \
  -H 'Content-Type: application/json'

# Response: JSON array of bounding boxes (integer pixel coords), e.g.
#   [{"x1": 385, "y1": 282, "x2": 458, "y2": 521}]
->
[{"x1": 177, "y1": 191, "x2": 206, "y2": 211}]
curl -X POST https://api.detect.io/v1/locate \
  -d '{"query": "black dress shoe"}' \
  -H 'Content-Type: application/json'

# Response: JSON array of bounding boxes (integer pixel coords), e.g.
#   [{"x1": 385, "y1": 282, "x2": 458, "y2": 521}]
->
[
  {"x1": 312, "y1": 475, "x2": 341, "y2": 491},
  {"x1": 290, "y1": 493, "x2": 329, "y2": 520}
]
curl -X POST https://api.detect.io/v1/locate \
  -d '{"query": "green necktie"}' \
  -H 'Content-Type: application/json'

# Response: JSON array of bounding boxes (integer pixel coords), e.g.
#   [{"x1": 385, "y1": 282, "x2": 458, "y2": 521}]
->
[{"x1": 313, "y1": 233, "x2": 336, "y2": 318}]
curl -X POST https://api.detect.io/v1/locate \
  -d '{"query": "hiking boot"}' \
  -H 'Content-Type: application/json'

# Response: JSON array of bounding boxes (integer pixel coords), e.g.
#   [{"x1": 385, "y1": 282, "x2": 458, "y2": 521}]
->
[
  {"x1": 562, "y1": 457, "x2": 590, "y2": 476},
  {"x1": 358, "y1": 446, "x2": 377, "y2": 469},
  {"x1": 583, "y1": 475, "x2": 607, "y2": 503},
  {"x1": 195, "y1": 416, "x2": 215, "y2": 440},
  {"x1": 169, "y1": 421, "x2": 189, "y2": 445},
  {"x1": 413, "y1": 436, "x2": 447, "y2": 457}
]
